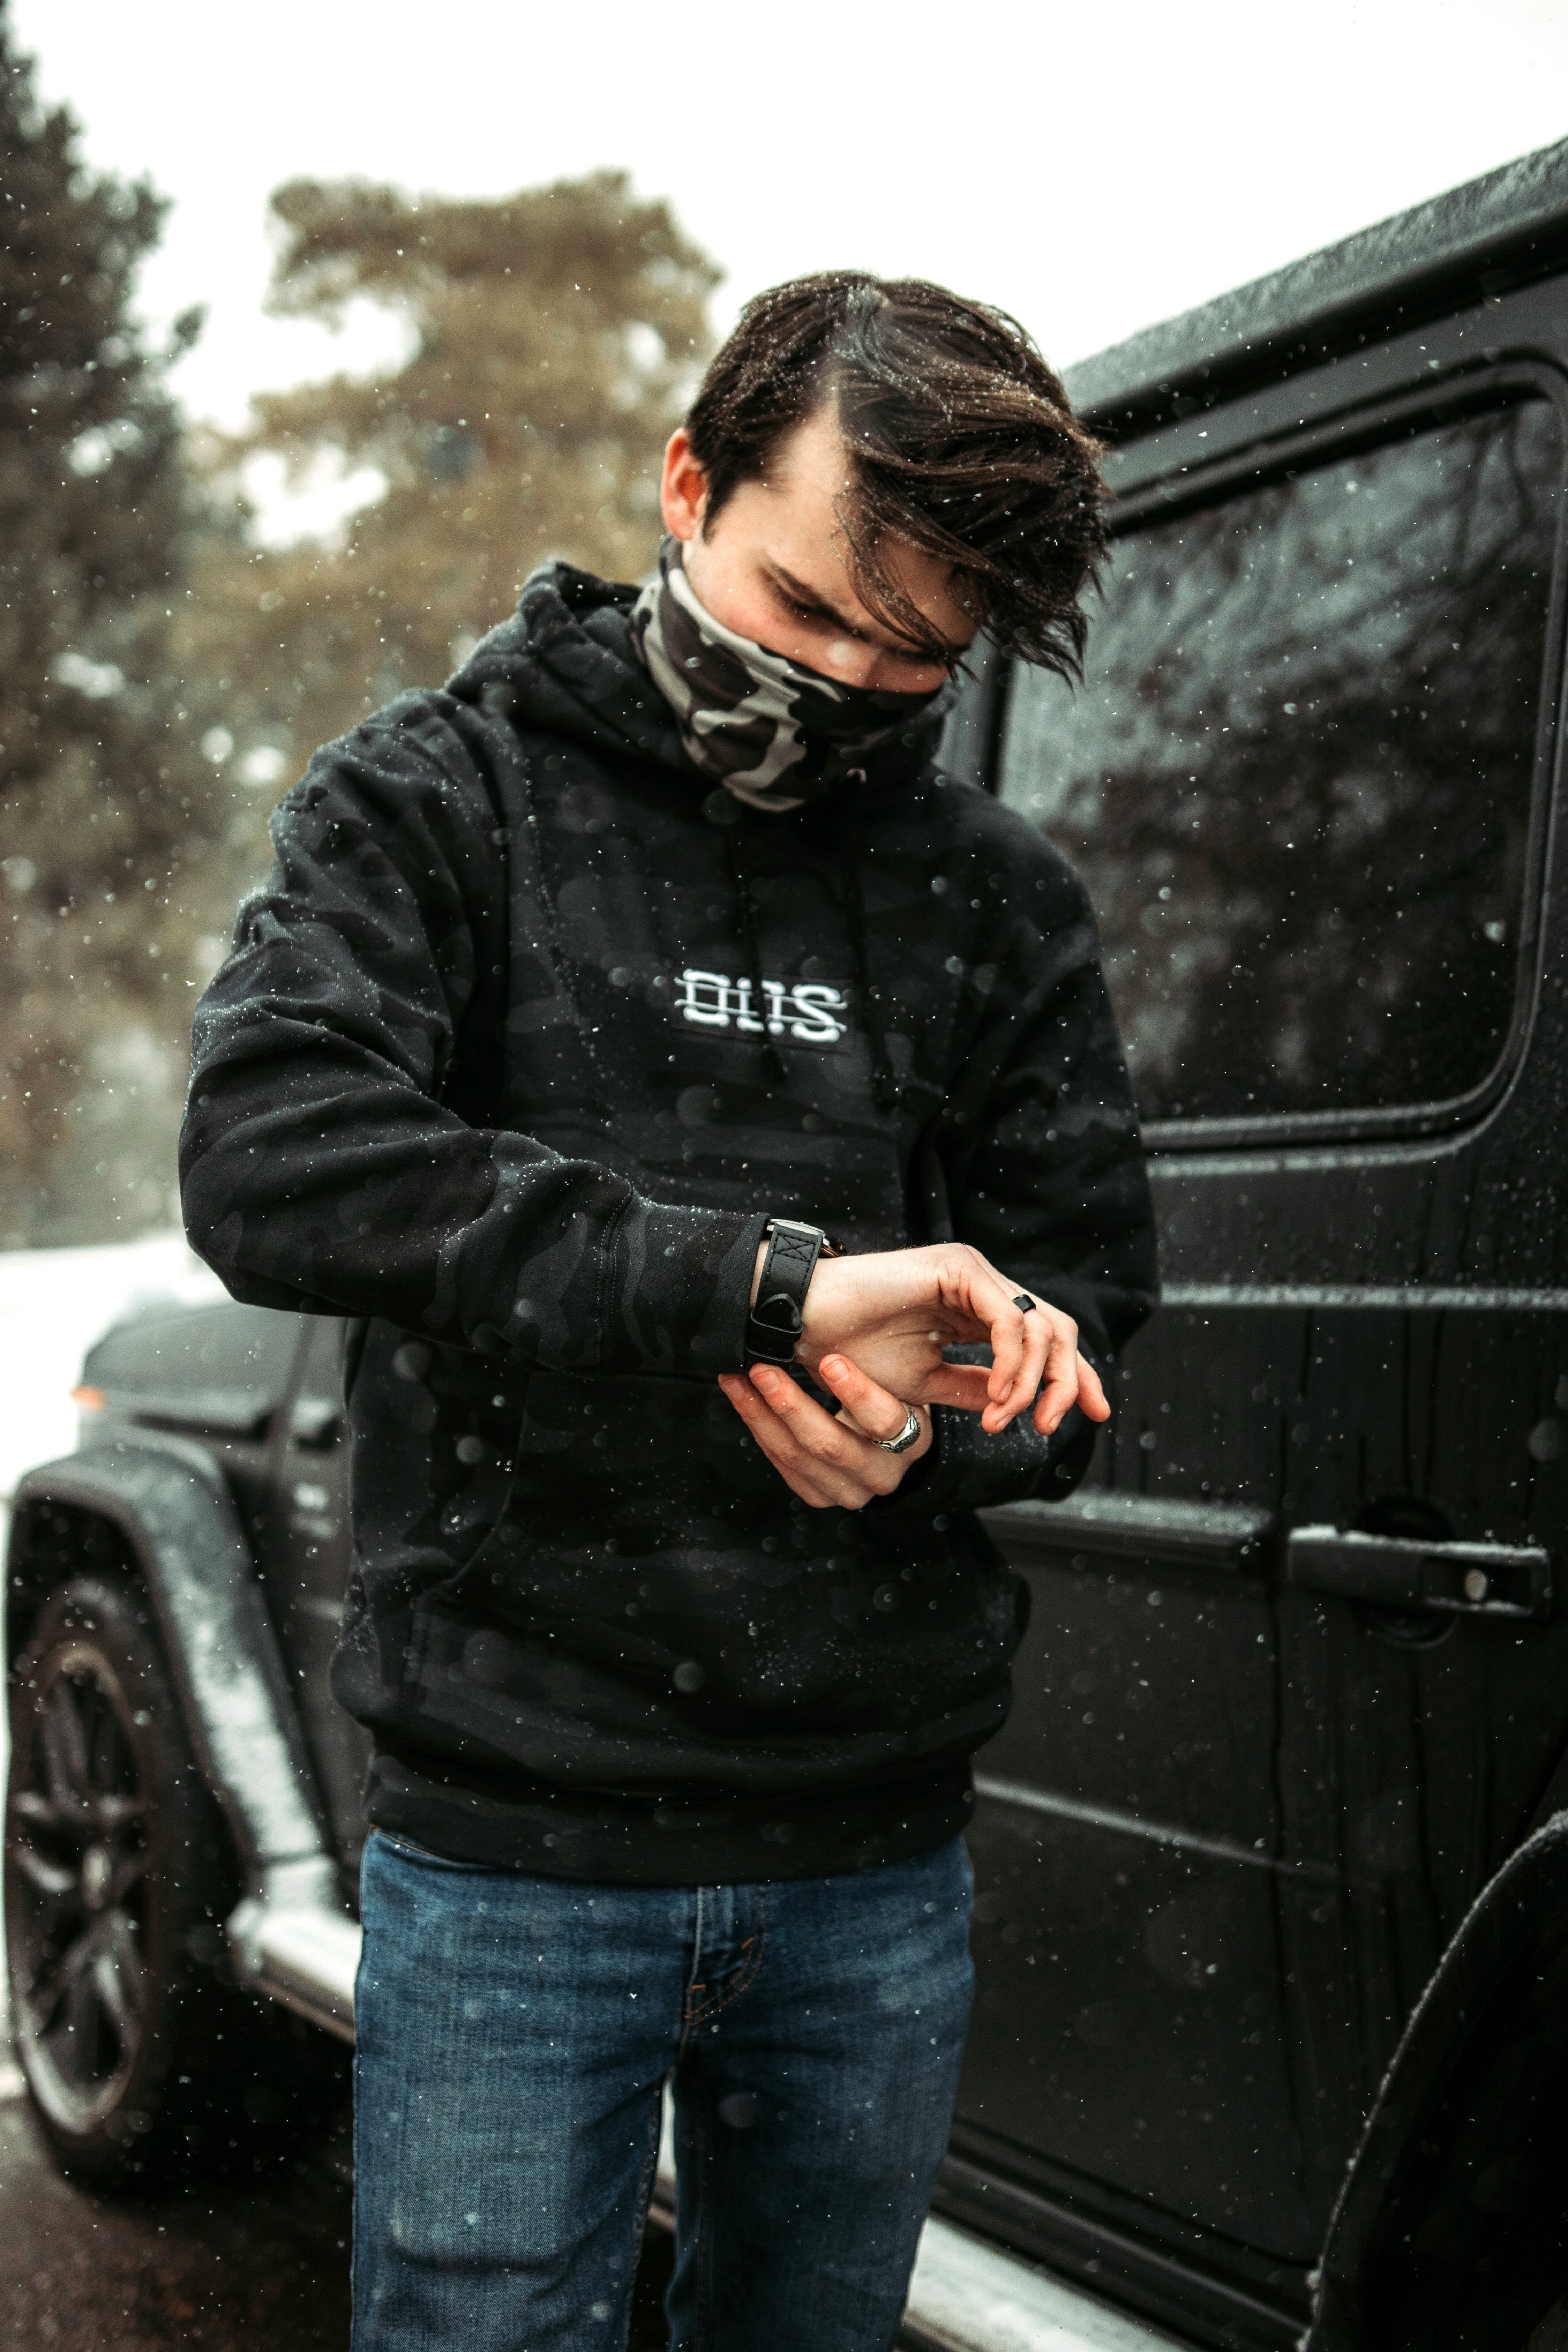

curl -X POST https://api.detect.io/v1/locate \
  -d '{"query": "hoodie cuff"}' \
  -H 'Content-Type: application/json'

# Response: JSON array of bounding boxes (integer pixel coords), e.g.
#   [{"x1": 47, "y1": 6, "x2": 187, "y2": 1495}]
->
[
  {"x1": 866, "y1": 1401, "x2": 1098, "y2": 1520},
  {"x1": 617, "y1": 1201, "x2": 771, "y2": 1375}
]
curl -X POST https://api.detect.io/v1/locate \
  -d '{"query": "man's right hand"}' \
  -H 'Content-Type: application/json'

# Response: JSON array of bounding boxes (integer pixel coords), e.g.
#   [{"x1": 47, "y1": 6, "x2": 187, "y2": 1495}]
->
[{"x1": 771, "y1": 1241, "x2": 1109, "y2": 1439}]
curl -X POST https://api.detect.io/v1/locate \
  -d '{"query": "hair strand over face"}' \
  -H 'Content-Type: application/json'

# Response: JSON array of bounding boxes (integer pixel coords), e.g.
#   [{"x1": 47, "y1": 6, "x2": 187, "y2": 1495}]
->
[{"x1": 684, "y1": 272, "x2": 1108, "y2": 677}]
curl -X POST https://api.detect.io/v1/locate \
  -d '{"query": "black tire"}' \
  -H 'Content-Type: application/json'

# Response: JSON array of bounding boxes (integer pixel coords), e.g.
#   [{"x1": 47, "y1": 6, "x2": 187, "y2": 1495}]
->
[{"x1": 5, "y1": 1570, "x2": 247, "y2": 2185}]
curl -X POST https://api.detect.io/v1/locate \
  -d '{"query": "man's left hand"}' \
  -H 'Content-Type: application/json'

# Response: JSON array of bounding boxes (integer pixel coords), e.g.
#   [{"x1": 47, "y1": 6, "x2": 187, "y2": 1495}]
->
[{"x1": 717, "y1": 1353, "x2": 940, "y2": 1511}]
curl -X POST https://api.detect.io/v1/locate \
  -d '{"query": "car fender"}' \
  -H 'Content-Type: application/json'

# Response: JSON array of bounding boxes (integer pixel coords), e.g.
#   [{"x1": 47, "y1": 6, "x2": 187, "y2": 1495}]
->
[
  {"x1": 6, "y1": 1432, "x2": 328, "y2": 1885},
  {"x1": 1307, "y1": 1808, "x2": 1568, "y2": 2351}
]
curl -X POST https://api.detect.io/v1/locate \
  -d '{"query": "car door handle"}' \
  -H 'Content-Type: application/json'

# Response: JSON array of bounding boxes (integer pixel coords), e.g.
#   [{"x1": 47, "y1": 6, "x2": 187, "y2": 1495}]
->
[
  {"x1": 980, "y1": 1491, "x2": 1274, "y2": 1573},
  {"x1": 1285, "y1": 1527, "x2": 1553, "y2": 1621}
]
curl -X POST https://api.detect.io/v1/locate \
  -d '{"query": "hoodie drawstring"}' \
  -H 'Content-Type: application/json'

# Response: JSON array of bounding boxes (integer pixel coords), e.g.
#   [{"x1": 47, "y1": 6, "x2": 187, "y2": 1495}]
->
[
  {"x1": 727, "y1": 789, "x2": 897, "y2": 1111},
  {"x1": 842, "y1": 780, "x2": 899, "y2": 1114}
]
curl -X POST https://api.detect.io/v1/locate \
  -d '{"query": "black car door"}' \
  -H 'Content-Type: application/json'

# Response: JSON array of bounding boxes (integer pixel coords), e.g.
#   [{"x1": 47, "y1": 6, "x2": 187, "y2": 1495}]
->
[
  {"x1": 946, "y1": 279, "x2": 1568, "y2": 2338},
  {"x1": 262, "y1": 1314, "x2": 368, "y2": 1889}
]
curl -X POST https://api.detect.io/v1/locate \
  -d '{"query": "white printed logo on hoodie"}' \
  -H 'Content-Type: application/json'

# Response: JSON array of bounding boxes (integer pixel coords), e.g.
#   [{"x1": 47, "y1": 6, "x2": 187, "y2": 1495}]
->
[{"x1": 674, "y1": 968, "x2": 849, "y2": 1047}]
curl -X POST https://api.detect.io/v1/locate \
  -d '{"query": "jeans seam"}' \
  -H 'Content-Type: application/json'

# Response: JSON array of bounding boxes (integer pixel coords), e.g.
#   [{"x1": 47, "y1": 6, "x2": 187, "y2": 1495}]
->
[
  {"x1": 622, "y1": 2087, "x2": 663, "y2": 2346},
  {"x1": 689, "y1": 2073, "x2": 717, "y2": 2352},
  {"x1": 681, "y1": 1884, "x2": 768, "y2": 2031},
  {"x1": 678, "y1": 1884, "x2": 707, "y2": 2054}
]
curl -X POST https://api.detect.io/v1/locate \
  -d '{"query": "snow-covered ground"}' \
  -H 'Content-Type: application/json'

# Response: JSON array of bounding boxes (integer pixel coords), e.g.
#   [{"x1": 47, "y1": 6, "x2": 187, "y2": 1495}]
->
[{"x1": 0, "y1": 1231, "x2": 225, "y2": 2083}]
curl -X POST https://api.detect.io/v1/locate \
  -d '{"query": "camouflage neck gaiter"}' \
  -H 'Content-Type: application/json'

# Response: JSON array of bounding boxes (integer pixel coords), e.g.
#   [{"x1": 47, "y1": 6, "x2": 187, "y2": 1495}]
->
[{"x1": 631, "y1": 536, "x2": 942, "y2": 813}]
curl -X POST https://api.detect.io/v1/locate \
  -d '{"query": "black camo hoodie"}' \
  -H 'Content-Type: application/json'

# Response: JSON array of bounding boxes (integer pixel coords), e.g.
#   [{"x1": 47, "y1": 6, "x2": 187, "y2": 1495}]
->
[{"x1": 180, "y1": 563, "x2": 1158, "y2": 1882}]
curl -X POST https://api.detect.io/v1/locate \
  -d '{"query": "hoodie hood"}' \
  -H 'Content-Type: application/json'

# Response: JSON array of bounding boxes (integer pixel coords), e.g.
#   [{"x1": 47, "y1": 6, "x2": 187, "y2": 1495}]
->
[
  {"x1": 449, "y1": 561, "x2": 953, "y2": 1109},
  {"x1": 447, "y1": 561, "x2": 953, "y2": 809}
]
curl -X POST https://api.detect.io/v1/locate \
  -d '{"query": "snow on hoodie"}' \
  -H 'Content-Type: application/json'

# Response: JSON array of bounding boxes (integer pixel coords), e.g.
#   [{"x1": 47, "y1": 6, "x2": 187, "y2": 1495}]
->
[{"x1": 180, "y1": 562, "x2": 1158, "y2": 1882}]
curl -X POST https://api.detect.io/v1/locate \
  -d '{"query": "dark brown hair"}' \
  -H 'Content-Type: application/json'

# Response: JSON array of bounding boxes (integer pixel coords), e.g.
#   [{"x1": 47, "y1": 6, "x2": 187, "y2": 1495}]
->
[{"x1": 684, "y1": 272, "x2": 1108, "y2": 677}]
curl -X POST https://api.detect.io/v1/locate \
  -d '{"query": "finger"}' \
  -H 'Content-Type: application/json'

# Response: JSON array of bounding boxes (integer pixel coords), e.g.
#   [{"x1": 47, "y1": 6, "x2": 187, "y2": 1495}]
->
[
  {"x1": 718, "y1": 1374, "x2": 833, "y2": 1496},
  {"x1": 817, "y1": 1356, "x2": 932, "y2": 1468},
  {"x1": 975, "y1": 1297, "x2": 1053, "y2": 1427},
  {"x1": 751, "y1": 1363, "x2": 881, "y2": 1462},
  {"x1": 1078, "y1": 1358, "x2": 1111, "y2": 1423},
  {"x1": 720, "y1": 1373, "x2": 877, "y2": 1507},
  {"x1": 998, "y1": 1301, "x2": 1056, "y2": 1417},
  {"x1": 906, "y1": 1362, "x2": 993, "y2": 1414},
  {"x1": 1045, "y1": 1329, "x2": 1107, "y2": 1429},
  {"x1": 1028, "y1": 1353, "x2": 1110, "y2": 1435},
  {"x1": 718, "y1": 1377, "x2": 870, "y2": 1508},
  {"x1": 1024, "y1": 1320, "x2": 1081, "y2": 1436},
  {"x1": 749, "y1": 1365, "x2": 908, "y2": 1496},
  {"x1": 815, "y1": 1354, "x2": 920, "y2": 1444},
  {"x1": 950, "y1": 1255, "x2": 1052, "y2": 1413},
  {"x1": 976, "y1": 1272, "x2": 1030, "y2": 1405},
  {"x1": 717, "y1": 1374, "x2": 838, "y2": 1502}
]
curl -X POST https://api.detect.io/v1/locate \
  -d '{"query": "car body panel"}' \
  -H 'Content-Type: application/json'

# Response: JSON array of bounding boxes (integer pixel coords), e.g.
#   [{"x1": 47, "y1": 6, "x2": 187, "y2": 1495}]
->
[
  {"x1": 7, "y1": 1433, "x2": 325, "y2": 1875},
  {"x1": 941, "y1": 143, "x2": 1568, "y2": 2350}
]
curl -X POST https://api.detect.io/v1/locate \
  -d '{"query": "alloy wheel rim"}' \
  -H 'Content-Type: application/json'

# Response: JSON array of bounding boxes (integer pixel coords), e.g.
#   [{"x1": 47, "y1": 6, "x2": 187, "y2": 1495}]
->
[{"x1": 5, "y1": 1640, "x2": 151, "y2": 2132}]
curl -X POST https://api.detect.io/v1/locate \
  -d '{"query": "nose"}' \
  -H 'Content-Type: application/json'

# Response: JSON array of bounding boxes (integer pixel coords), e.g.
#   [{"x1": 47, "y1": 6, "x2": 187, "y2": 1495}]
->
[
  {"x1": 820, "y1": 636, "x2": 881, "y2": 689},
  {"x1": 822, "y1": 637, "x2": 943, "y2": 695}
]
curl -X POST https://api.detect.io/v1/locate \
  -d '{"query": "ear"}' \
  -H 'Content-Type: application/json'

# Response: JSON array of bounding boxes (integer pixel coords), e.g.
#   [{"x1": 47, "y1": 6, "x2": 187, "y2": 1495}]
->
[{"x1": 660, "y1": 428, "x2": 709, "y2": 542}]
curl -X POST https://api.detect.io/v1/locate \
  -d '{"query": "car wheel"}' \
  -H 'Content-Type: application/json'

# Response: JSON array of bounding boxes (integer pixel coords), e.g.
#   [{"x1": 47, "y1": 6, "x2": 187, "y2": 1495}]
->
[{"x1": 4, "y1": 1570, "x2": 243, "y2": 2185}]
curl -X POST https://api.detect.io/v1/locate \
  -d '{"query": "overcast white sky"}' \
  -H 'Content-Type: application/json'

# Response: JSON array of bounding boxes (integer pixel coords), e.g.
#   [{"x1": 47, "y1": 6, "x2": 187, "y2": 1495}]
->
[{"x1": 14, "y1": 0, "x2": 1568, "y2": 438}]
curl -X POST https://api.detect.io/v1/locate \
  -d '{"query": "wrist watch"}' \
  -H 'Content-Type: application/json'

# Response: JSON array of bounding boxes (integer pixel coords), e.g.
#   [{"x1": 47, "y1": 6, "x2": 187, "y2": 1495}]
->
[{"x1": 744, "y1": 1218, "x2": 843, "y2": 1370}]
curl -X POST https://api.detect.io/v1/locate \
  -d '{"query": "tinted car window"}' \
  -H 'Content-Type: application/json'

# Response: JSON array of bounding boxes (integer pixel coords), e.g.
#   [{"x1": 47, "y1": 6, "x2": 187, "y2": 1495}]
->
[{"x1": 1000, "y1": 395, "x2": 1562, "y2": 1123}]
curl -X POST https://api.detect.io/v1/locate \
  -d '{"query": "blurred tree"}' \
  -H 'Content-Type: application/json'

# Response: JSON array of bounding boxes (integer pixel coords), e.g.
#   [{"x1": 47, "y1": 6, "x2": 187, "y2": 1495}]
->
[
  {"x1": 0, "y1": 6, "x2": 229, "y2": 1245},
  {"x1": 188, "y1": 171, "x2": 719, "y2": 807}
]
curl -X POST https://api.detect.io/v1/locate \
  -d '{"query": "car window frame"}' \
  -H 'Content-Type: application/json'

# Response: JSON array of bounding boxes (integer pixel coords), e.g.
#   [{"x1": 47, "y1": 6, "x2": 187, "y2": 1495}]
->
[{"x1": 995, "y1": 346, "x2": 1568, "y2": 1157}]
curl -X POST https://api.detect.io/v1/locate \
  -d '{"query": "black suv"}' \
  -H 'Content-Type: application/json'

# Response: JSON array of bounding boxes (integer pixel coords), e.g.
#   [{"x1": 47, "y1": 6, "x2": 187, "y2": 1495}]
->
[{"x1": 8, "y1": 135, "x2": 1568, "y2": 2352}]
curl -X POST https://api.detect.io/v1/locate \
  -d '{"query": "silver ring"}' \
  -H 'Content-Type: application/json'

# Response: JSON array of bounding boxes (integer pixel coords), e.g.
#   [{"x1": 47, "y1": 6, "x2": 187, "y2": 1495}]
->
[
  {"x1": 1012, "y1": 1293, "x2": 1035, "y2": 1313},
  {"x1": 877, "y1": 1405, "x2": 923, "y2": 1455}
]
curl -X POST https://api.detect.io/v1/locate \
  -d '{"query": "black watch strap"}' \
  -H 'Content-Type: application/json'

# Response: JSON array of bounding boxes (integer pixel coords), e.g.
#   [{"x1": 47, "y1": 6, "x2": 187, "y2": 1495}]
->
[{"x1": 744, "y1": 1219, "x2": 841, "y2": 1369}]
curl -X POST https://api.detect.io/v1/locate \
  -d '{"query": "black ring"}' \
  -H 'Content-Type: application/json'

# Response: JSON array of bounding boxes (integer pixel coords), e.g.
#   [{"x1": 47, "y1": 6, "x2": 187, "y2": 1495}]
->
[{"x1": 1011, "y1": 1293, "x2": 1035, "y2": 1313}]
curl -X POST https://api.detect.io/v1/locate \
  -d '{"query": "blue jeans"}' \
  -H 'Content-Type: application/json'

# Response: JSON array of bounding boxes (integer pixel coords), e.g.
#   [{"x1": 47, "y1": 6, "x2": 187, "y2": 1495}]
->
[{"x1": 352, "y1": 1831, "x2": 974, "y2": 2352}]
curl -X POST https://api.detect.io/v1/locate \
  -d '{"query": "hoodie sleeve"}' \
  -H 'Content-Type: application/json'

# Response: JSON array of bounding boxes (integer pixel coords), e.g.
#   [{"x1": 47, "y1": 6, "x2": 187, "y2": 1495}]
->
[
  {"x1": 179, "y1": 697, "x2": 765, "y2": 1375},
  {"x1": 876, "y1": 822, "x2": 1160, "y2": 1519}
]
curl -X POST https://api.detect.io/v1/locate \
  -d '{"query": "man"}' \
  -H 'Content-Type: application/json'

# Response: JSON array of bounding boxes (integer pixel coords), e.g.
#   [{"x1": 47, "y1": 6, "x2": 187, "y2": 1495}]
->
[{"x1": 181, "y1": 272, "x2": 1158, "y2": 2352}]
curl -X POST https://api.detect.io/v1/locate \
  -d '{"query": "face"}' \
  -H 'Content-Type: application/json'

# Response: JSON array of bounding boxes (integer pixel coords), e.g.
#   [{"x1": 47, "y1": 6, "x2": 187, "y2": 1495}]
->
[{"x1": 658, "y1": 403, "x2": 976, "y2": 695}]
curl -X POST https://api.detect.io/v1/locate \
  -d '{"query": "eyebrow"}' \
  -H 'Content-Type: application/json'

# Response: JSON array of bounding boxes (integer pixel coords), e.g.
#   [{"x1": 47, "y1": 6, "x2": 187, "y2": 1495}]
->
[{"x1": 766, "y1": 563, "x2": 932, "y2": 661}]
